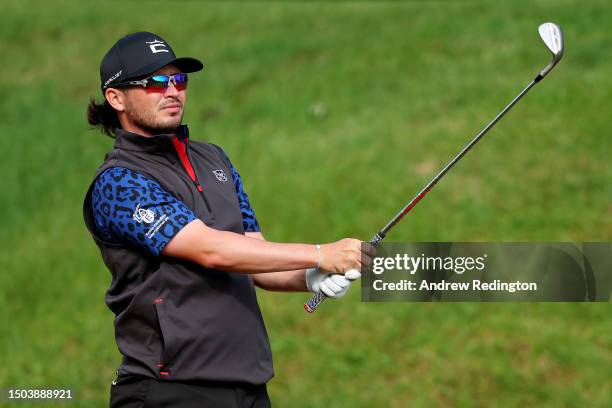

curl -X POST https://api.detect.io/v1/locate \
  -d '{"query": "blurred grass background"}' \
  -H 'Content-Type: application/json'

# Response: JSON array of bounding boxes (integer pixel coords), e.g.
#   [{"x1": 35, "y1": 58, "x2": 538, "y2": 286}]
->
[{"x1": 0, "y1": 0, "x2": 610, "y2": 406}]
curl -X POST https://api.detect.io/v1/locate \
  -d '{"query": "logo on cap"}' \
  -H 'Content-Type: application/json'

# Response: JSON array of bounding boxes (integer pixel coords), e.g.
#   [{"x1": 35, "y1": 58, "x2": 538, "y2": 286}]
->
[
  {"x1": 104, "y1": 69, "x2": 123, "y2": 87},
  {"x1": 146, "y1": 39, "x2": 169, "y2": 54}
]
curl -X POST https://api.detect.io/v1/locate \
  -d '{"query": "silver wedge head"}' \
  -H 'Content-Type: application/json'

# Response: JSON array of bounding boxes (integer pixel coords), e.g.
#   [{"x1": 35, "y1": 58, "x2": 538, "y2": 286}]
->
[{"x1": 537, "y1": 22, "x2": 564, "y2": 79}]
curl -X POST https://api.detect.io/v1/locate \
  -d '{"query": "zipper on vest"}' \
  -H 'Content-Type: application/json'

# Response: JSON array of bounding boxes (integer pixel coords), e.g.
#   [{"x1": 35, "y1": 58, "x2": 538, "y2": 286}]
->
[{"x1": 171, "y1": 136, "x2": 212, "y2": 212}]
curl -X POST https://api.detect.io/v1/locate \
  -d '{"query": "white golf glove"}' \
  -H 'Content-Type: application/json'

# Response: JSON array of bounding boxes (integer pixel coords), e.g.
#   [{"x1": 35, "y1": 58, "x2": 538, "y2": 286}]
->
[{"x1": 305, "y1": 268, "x2": 361, "y2": 299}]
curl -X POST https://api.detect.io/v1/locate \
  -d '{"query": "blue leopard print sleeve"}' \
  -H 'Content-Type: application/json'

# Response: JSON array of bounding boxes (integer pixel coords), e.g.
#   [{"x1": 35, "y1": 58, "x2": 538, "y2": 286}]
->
[
  {"x1": 91, "y1": 167, "x2": 197, "y2": 255},
  {"x1": 218, "y1": 149, "x2": 261, "y2": 233}
]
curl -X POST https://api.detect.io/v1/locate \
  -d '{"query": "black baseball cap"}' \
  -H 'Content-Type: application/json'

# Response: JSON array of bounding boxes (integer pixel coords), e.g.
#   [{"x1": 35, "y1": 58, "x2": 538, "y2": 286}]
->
[{"x1": 100, "y1": 31, "x2": 203, "y2": 91}]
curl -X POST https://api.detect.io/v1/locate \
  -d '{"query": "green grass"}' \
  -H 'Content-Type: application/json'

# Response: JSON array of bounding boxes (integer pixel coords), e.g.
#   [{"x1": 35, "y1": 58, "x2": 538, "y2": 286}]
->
[{"x1": 1, "y1": 0, "x2": 610, "y2": 406}]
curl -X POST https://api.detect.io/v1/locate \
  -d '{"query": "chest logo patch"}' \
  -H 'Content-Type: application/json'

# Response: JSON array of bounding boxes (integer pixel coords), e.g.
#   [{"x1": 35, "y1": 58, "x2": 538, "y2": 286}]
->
[
  {"x1": 212, "y1": 169, "x2": 228, "y2": 182},
  {"x1": 133, "y1": 203, "x2": 155, "y2": 224}
]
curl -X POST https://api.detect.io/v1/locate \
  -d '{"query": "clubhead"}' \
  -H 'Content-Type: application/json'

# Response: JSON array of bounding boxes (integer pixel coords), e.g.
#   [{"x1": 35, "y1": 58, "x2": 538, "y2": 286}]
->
[
  {"x1": 537, "y1": 22, "x2": 564, "y2": 79},
  {"x1": 539, "y1": 22, "x2": 564, "y2": 59}
]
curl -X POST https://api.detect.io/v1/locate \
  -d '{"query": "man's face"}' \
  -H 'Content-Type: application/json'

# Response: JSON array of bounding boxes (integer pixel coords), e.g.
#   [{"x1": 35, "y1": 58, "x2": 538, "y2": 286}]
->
[{"x1": 121, "y1": 64, "x2": 187, "y2": 135}]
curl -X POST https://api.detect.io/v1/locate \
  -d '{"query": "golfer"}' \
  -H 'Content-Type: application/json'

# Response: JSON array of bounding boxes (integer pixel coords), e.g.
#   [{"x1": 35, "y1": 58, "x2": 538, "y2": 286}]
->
[{"x1": 83, "y1": 32, "x2": 372, "y2": 407}]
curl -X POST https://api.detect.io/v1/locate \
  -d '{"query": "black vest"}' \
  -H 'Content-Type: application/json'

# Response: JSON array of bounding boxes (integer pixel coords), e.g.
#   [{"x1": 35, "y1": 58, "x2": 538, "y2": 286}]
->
[{"x1": 83, "y1": 126, "x2": 273, "y2": 384}]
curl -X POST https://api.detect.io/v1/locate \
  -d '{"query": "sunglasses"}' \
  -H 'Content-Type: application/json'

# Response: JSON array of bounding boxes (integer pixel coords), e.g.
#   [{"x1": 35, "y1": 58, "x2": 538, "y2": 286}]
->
[{"x1": 111, "y1": 73, "x2": 188, "y2": 90}]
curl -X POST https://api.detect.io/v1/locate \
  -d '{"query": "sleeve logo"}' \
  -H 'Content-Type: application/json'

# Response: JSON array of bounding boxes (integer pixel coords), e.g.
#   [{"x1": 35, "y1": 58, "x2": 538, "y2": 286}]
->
[{"x1": 133, "y1": 203, "x2": 156, "y2": 224}]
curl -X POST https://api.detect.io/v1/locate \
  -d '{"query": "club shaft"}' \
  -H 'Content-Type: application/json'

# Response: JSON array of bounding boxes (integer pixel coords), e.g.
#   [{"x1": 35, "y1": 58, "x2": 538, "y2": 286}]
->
[
  {"x1": 305, "y1": 78, "x2": 540, "y2": 313},
  {"x1": 375, "y1": 78, "x2": 538, "y2": 242}
]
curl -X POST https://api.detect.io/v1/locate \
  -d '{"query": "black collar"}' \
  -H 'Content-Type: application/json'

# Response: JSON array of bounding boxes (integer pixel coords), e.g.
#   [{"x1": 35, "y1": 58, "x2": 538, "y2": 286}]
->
[{"x1": 114, "y1": 124, "x2": 190, "y2": 153}]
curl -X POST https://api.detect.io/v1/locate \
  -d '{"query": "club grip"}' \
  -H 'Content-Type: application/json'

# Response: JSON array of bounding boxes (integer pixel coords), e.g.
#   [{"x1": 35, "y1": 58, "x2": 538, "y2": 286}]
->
[
  {"x1": 304, "y1": 290, "x2": 327, "y2": 313},
  {"x1": 304, "y1": 234, "x2": 382, "y2": 313}
]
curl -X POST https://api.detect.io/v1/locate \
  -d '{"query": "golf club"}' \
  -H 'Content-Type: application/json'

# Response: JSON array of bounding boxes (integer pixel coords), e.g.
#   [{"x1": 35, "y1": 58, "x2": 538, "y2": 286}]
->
[{"x1": 305, "y1": 22, "x2": 564, "y2": 313}]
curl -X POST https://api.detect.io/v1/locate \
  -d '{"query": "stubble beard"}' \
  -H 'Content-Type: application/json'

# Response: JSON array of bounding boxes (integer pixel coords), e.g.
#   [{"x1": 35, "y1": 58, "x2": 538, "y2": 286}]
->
[{"x1": 124, "y1": 99, "x2": 183, "y2": 135}]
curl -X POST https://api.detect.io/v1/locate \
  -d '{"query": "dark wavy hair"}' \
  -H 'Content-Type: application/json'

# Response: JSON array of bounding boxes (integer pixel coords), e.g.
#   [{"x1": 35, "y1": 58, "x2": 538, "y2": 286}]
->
[{"x1": 87, "y1": 97, "x2": 121, "y2": 137}]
